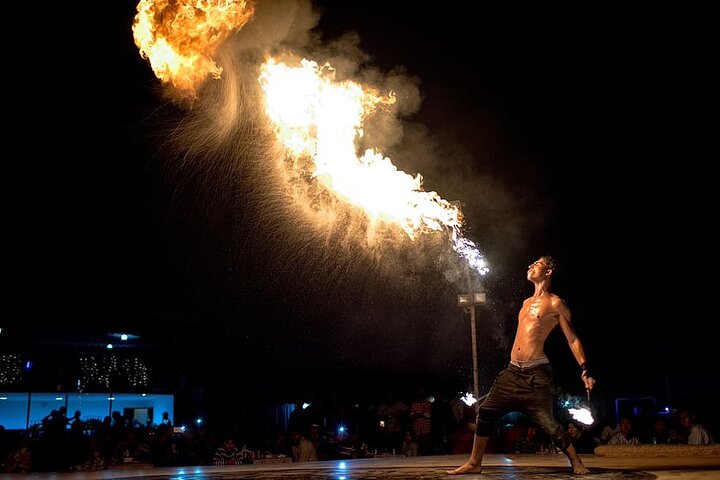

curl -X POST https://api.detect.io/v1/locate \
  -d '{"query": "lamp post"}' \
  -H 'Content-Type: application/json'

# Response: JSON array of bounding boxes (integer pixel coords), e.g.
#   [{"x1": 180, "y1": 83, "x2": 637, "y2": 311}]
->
[
  {"x1": 458, "y1": 287, "x2": 486, "y2": 401},
  {"x1": 451, "y1": 200, "x2": 487, "y2": 401}
]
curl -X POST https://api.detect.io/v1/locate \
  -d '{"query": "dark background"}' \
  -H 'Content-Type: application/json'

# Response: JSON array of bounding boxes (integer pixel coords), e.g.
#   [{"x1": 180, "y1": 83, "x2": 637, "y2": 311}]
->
[{"x1": 7, "y1": 1, "x2": 716, "y2": 427}]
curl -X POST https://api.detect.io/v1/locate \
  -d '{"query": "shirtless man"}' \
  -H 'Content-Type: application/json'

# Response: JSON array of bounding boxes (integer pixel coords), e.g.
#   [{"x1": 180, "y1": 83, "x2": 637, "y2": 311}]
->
[{"x1": 448, "y1": 256, "x2": 596, "y2": 475}]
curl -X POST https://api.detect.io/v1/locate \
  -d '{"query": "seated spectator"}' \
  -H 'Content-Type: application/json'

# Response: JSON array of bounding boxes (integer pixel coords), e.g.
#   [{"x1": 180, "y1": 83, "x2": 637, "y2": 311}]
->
[
  {"x1": 567, "y1": 421, "x2": 594, "y2": 453},
  {"x1": 592, "y1": 414, "x2": 618, "y2": 447},
  {"x1": 71, "y1": 438, "x2": 105, "y2": 472},
  {"x1": 608, "y1": 417, "x2": 640, "y2": 445},
  {"x1": 267, "y1": 428, "x2": 290, "y2": 457},
  {"x1": 290, "y1": 429, "x2": 317, "y2": 462},
  {"x1": 308, "y1": 424, "x2": 331, "y2": 461},
  {"x1": 682, "y1": 412, "x2": 714, "y2": 445},
  {"x1": 669, "y1": 410, "x2": 690, "y2": 444},
  {"x1": 645, "y1": 417, "x2": 671, "y2": 445},
  {"x1": 213, "y1": 438, "x2": 243, "y2": 465},
  {"x1": 513, "y1": 425, "x2": 541, "y2": 454},
  {"x1": 3, "y1": 435, "x2": 32, "y2": 473},
  {"x1": 400, "y1": 431, "x2": 419, "y2": 457}
]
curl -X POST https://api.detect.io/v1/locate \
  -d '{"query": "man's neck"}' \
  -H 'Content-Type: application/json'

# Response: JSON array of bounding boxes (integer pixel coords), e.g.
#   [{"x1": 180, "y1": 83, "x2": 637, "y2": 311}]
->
[{"x1": 532, "y1": 280, "x2": 551, "y2": 297}]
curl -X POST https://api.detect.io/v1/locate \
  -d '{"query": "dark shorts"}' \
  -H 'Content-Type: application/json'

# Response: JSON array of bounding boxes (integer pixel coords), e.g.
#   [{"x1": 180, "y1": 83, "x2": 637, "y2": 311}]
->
[{"x1": 475, "y1": 363, "x2": 571, "y2": 451}]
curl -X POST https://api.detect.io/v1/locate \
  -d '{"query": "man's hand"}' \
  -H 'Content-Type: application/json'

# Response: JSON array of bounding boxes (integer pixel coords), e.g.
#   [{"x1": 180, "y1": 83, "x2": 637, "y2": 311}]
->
[
  {"x1": 581, "y1": 370, "x2": 595, "y2": 391},
  {"x1": 580, "y1": 362, "x2": 595, "y2": 391}
]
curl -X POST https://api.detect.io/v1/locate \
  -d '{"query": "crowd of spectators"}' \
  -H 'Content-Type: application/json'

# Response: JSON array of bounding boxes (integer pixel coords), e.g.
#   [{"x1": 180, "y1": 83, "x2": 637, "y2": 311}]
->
[{"x1": 0, "y1": 391, "x2": 714, "y2": 473}]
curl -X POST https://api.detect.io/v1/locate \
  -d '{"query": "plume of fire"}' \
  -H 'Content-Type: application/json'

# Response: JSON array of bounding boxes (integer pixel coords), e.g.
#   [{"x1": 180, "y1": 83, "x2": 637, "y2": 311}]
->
[
  {"x1": 132, "y1": 0, "x2": 255, "y2": 98},
  {"x1": 259, "y1": 58, "x2": 488, "y2": 275}
]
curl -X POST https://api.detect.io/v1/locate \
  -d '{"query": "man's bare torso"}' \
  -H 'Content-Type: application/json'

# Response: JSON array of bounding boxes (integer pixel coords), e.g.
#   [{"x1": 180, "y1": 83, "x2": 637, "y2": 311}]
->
[{"x1": 511, "y1": 293, "x2": 560, "y2": 363}]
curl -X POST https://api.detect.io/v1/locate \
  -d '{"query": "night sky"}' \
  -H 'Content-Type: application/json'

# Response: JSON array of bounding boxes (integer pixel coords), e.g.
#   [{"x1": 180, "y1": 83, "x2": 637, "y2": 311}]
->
[{"x1": 9, "y1": 1, "x2": 716, "y2": 419}]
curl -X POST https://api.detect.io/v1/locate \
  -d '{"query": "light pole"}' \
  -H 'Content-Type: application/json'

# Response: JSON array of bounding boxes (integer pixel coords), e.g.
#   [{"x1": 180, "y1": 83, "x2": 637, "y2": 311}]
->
[
  {"x1": 451, "y1": 200, "x2": 487, "y2": 402},
  {"x1": 458, "y1": 284, "x2": 486, "y2": 401}
]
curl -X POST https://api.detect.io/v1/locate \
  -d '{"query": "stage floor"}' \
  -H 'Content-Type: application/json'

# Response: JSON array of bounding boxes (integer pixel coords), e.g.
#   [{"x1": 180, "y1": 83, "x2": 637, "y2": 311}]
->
[{"x1": 5, "y1": 453, "x2": 720, "y2": 480}]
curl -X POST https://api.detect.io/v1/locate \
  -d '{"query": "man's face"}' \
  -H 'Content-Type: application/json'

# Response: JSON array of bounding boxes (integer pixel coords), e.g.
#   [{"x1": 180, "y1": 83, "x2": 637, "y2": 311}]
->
[{"x1": 527, "y1": 259, "x2": 549, "y2": 281}]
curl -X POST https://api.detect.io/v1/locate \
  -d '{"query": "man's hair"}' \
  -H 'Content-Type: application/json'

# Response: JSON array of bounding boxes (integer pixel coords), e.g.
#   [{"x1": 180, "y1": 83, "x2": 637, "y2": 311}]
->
[{"x1": 540, "y1": 255, "x2": 557, "y2": 271}]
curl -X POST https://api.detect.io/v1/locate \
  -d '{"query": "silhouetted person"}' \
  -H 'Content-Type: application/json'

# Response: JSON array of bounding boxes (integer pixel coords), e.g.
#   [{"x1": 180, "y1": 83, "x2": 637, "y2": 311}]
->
[
  {"x1": 409, "y1": 388, "x2": 432, "y2": 455},
  {"x1": 377, "y1": 391, "x2": 408, "y2": 452},
  {"x1": 68, "y1": 410, "x2": 86, "y2": 466},
  {"x1": 161, "y1": 411, "x2": 172, "y2": 427},
  {"x1": 41, "y1": 406, "x2": 69, "y2": 471}
]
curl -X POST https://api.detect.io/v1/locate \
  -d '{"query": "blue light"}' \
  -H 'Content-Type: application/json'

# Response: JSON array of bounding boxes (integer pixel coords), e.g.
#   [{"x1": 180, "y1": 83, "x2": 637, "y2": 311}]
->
[
  {"x1": 25, "y1": 361, "x2": 31, "y2": 369},
  {"x1": 196, "y1": 418, "x2": 203, "y2": 425},
  {"x1": 338, "y1": 426, "x2": 346, "y2": 433},
  {"x1": 106, "y1": 343, "x2": 113, "y2": 349},
  {"x1": 338, "y1": 461, "x2": 347, "y2": 470}
]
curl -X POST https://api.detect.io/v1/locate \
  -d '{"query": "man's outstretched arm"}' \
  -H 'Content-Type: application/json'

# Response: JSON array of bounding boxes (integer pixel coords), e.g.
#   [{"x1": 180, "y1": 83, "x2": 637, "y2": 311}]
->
[{"x1": 555, "y1": 297, "x2": 595, "y2": 391}]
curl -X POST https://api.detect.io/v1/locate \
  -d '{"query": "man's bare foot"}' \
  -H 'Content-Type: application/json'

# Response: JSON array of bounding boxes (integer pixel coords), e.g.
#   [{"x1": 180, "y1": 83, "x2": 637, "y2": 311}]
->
[
  {"x1": 571, "y1": 462, "x2": 590, "y2": 475},
  {"x1": 446, "y1": 463, "x2": 481, "y2": 475},
  {"x1": 565, "y1": 447, "x2": 589, "y2": 475}
]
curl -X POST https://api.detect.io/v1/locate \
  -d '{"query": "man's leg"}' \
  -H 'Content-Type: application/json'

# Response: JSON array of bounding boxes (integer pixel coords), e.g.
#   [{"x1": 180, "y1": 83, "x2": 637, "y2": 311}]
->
[
  {"x1": 537, "y1": 415, "x2": 590, "y2": 474},
  {"x1": 524, "y1": 365, "x2": 590, "y2": 476},
  {"x1": 527, "y1": 409, "x2": 589, "y2": 474},
  {"x1": 447, "y1": 367, "x2": 515, "y2": 475},
  {"x1": 562, "y1": 443, "x2": 589, "y2": 475},
  {"x1": 446, "y1": 435, "x2": 488, "y2": 475}
]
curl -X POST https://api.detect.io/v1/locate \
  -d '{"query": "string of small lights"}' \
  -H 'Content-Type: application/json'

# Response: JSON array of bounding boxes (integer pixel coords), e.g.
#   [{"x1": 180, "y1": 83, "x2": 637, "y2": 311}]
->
[
  {"x1": 0, "y1": 354, "x2": 23, "y2": 386},
  {"x1": 79, "y1": 355, "x2": 150, "y2": 390}
]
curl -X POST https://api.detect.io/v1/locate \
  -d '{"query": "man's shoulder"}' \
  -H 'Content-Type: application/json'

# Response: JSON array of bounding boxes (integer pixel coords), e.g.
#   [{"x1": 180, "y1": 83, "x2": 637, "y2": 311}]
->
[{"x1": 548, "y1": 293, "x2": 567, "y2": 307}]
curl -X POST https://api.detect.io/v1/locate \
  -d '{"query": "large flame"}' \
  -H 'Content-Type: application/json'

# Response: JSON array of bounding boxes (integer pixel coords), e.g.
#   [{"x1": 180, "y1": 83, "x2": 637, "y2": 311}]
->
[
  {"x1": 260, "y1": 58, "x2": 488, "y2": 275},
  {"x1": 132, "y1": 0, "x2": 255, "y2": 97},
  {"x1": 131, "y1": 1, "x2": 488, "y2": 275}
]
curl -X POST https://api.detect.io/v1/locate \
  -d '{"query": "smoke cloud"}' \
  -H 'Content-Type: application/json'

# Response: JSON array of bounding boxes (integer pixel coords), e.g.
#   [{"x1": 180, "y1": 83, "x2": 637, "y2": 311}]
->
[{"x1": 135, "y1": 0, "x2": 546, "y2": 380}]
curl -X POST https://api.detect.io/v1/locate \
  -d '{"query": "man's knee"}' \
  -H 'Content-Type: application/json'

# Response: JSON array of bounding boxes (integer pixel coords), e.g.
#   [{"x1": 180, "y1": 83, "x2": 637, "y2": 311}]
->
[
  {"x1": 474, "y1": 411, "x2": 496, "y2": 437},
  {"x1": 549, "y1": 425, "x2": 572, "y2": 451},
  {"x1": 475, "y1": 421, "x2": 494, "y2": 437}
]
